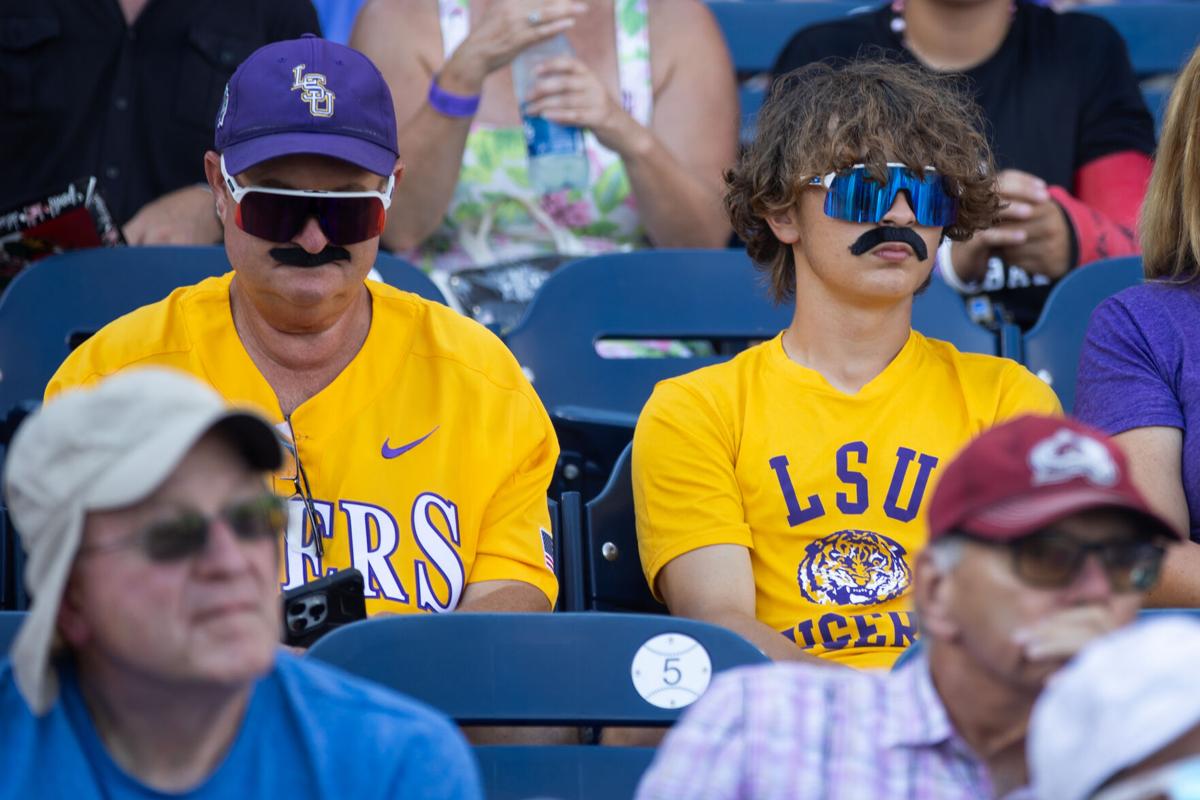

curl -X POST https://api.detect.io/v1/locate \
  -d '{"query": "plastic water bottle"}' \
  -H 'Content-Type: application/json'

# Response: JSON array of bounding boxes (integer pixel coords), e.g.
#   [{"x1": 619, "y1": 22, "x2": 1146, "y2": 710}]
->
[{"x1": 512, "y1": 35, "x2": 589, "y2": 194}]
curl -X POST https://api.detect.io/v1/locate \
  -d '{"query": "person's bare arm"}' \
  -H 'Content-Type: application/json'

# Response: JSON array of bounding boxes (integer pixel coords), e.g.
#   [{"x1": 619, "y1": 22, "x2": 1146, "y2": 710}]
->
[
  {"x1": 528, "y1": 0, "x2": 736, "y2": 248},
  {"x1": 458, "y1": 579, "x2": 552, "y2": 611},
  {"x1": 123, "y1": 185, "x2": 223, "y2": 245},
  {"x1": 352, "y1": 0, "x2": 584, "y2": 251},
  {"x1": 658, "y1": 544, "x2": 835, "y2": 664},
  {"x1": 1112, "y1": 426, "x2": 1198, "y2": 607}
]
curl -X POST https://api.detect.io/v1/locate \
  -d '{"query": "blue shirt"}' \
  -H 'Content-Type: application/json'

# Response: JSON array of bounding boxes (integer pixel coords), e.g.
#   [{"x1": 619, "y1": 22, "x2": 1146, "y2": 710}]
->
[{"x1": 0, "y1": 654, "x2": 482, "y2": 799}]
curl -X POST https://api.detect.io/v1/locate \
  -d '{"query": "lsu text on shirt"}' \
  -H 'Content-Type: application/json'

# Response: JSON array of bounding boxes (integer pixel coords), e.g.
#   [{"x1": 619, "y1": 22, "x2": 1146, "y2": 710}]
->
[
  {"x1": 633, "y1": 331, "x2": 1060, "y2": 668},
  {"x1": 47, "y1": 273, "x2": 560, "y2": 614}
]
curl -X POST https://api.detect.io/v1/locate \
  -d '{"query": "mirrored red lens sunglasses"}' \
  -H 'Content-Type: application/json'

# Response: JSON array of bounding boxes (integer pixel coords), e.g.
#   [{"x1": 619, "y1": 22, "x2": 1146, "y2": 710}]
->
[{"x1": 220, "y1": 154, "x2": 393, "y2": 246}]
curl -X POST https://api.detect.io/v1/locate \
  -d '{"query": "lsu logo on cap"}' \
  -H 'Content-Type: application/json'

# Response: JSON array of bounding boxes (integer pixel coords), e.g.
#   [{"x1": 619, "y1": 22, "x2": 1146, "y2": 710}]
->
[
  {"x1": 797, "y1": 529, "x2": 911, "y2": 606},
  {"x1": 216, "y1": 84, "x2": 229, "y2": 128},
  {"x1": 1029, "y1": 428, "x2": 1118, "y2": 488},
  {"x1": 291, "y1": 64, "x2": 335, "y2": 118}
]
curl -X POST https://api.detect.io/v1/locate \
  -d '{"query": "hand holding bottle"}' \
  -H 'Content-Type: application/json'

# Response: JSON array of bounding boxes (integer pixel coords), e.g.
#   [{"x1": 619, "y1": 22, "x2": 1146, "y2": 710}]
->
[
  {"x1": 524, "y1": 56, "x2": 642, "y2": 153},
  {"x1": 442, "y1": 0, "x2": 588, "y2": 94}
]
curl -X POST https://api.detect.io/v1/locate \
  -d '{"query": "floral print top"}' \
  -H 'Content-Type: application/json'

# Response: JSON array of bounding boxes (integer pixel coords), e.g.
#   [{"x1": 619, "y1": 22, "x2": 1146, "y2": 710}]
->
[{"x1": 404, "y1": 0, "x2": 653, "y2": 272}]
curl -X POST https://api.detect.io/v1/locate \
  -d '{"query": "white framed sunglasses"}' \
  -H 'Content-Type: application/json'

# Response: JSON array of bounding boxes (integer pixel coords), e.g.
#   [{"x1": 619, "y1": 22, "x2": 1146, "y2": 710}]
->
[{"x1": 219, "y1": 154, "x2": 394, "y2": 245}]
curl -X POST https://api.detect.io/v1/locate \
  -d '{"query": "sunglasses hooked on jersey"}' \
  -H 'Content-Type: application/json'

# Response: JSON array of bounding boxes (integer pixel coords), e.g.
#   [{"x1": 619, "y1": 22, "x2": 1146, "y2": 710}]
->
[
  {"x1": 982, "y1": 531, "x2": 1167, "y2": 593},
  {"x1": 77, "y1": 494, "x2": 286, "y2": 563},
  {"x1": 810, "y1": 163, "x2": 958, "y2": 227},
  {"x1": 219, "y1": 154, "x2": 394, "y2": 246},
  {"x1": 276, "y1": 418, "x2": 326, "y2": 558}
]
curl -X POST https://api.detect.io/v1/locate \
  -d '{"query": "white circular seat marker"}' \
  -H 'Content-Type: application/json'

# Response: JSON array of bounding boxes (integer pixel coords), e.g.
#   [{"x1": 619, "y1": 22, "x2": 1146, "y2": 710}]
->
[{"x1": 630, "y1": 633, "x2": 713, "y2": 710}]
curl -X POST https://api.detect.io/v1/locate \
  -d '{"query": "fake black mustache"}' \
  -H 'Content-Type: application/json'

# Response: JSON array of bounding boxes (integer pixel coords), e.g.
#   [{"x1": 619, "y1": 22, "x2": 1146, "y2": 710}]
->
[
  {"x1": 848, "y1": 227, "x2": 929, "y2": 261},
  {"x1": 269, "y1": 245, "x2": 352, "y2": 268}
]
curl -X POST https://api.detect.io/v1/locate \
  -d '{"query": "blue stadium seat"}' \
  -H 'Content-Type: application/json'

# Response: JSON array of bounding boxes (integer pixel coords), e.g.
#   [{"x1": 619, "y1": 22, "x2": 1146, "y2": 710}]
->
[
  {"x1": 566, "y1": 443, "x2": 666, "y2": 614},
  {"x1": 506, "y1": 249, "x2": 998, "y2": 499},
  {"x1": 707, "y1": 1, "x2": 859, "y2": 141},
  {"x1": 710, "y1": 2, "x2": 1199, "y2": 141},
  {"x1": 0, "y1": 610, "x2": 25, "y2": 655},
  {"x1": 1009, "y1": 256, "x2": 1144, "y2": 412},
  {"x1": 1078, "y1": 4, "x2": 1200, "y2": 80},
  {"x1": 372, "y1": 252, "x2": 448, "y2": 304},
  {"x1": 307, "y1": 612, "x2": 768, "y2": 800}
]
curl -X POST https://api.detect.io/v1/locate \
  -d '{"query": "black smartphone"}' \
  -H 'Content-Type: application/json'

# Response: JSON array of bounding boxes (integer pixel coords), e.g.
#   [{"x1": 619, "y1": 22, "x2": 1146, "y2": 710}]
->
[{"x1": 281, "y1": 568, "x2": 367, "y2": 648}]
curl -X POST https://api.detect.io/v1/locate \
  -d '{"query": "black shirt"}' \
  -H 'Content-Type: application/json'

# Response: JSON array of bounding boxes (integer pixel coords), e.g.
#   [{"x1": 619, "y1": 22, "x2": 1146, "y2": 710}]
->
[
  {"x1": 772, "y1": 2, "x2": 1156, "y2": 327},
  {"x1": 0, "y1": 0, "x2": 320, "y2": 227}
]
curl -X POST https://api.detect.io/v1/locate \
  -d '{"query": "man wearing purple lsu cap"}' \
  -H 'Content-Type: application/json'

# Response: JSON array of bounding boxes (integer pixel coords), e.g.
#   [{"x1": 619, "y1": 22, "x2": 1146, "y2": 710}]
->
[
  {"x1": 45, "y1": 37, "x2": 562, "y2": 620},
  {"x1": 637, "y1": 415, "x2": 1180, "y2": 800}
]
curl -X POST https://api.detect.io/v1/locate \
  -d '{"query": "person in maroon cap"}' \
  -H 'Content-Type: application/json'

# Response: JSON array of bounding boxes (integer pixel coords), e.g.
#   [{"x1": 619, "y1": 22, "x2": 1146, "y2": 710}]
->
[{"x1": 637, "y1": 414, "x2": 1181, "y2": 800}]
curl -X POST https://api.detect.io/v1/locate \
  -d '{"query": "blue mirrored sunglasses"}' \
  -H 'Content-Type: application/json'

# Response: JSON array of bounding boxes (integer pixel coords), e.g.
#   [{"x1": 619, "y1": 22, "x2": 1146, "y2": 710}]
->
[{"x1": 809, "y1": 163, "x2": 958, "y2": 227}]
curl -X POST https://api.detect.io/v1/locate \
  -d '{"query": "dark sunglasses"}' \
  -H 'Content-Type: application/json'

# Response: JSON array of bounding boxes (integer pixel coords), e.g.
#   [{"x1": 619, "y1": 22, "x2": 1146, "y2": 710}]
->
[
  {"x1": 79, "y1": 493, "x2": 286, "y2": 563},
  {"x1": 277, "y1": 417, "x2": 326, "y2": 557},
  {"x1": 220, "y1": 155, "x2": 393, "y2": 246},
  {"x1": 980, "y1": 531, "x2": 1166, "y2": 593},
  {"x1": 809, "y1": 163, "x2": 958, "y2": 227}
]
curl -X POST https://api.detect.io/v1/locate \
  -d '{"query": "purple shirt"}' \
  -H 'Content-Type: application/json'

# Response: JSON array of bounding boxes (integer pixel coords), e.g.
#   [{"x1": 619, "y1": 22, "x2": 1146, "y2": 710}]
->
[
  {"x1": 635, "y1": 656, "x2": 995, "y2": 800},
  {"x1": 1075, "y1": 281, "x2": 1200, "y2": 540}
]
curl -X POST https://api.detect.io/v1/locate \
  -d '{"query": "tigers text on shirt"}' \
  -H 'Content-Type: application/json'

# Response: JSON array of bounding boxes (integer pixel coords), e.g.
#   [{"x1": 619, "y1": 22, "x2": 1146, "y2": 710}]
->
[
  {"x1": 46, "y1": 273, "x2": 560, "y2": 614},
  {"x1": 633, "y1": 331, "x2": 1060, "y2": 668}
]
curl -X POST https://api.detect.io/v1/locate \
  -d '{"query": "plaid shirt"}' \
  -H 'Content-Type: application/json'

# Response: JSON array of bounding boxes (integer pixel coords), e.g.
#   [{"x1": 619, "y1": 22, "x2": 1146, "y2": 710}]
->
[{"x1": 636, "y1": 654, "x2": 996, "y2": 800}]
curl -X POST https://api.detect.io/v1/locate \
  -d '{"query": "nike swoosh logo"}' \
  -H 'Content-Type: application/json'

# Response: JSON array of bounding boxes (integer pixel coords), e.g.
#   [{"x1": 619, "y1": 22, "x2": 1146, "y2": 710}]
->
[{"x1": 381, "y1": 426, "x2": 439, "y2": 459}]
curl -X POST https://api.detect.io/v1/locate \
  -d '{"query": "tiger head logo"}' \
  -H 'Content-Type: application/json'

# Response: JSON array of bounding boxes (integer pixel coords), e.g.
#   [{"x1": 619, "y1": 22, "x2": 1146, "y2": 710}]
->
[{"x1": 797, "y1": 529, "x2": 912, "y2": 606}]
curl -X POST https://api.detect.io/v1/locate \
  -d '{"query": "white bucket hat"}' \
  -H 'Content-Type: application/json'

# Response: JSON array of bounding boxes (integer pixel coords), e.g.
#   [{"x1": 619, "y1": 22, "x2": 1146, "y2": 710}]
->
[
  {"x1": 2, "y1": 368, "x2": 281, "y2": 715},
  {"x1": 1029, "y1": 615, "x2": 1200, "y2": 800}
]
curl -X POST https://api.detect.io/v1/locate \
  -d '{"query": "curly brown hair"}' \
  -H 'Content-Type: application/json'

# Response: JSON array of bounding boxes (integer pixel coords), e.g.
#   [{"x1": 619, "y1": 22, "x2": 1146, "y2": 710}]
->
[{"x1": 726, "y1": 58, "x2": 1001, "y2": 302}]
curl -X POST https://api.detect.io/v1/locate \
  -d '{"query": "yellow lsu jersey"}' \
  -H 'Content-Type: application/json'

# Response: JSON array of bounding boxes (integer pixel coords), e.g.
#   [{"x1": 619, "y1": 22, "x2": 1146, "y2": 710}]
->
[
  {"x1": 633, "y1": 331, "x2": 1060, "y2": 669},
  {"x1": 47, "y1": 273, "x2": 560, "y2": 614}
]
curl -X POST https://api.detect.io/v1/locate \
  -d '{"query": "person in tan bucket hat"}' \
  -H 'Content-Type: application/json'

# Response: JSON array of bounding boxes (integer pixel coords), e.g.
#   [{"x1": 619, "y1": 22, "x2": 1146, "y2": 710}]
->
[{"x1": 0, "y1": 368, "x2": 480, "y2": 798}]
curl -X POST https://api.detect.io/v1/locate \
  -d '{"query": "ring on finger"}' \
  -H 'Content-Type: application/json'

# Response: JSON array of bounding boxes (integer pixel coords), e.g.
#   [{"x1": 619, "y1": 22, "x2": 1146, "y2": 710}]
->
[{"x1": 527, "y1": 9, "x2": 542, "y2": 24}]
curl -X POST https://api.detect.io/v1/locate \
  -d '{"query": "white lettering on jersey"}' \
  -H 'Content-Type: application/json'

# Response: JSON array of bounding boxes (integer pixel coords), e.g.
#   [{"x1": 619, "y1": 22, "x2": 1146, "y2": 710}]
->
[
  {"x1": 281, "y1": 498, "x2": 335, "y2": 590},
  {"x1": 412, "y1": 493, "x2": 465, "y2": 612},
  {"x1": 341, "y1": 501, "x2": 409, "y2": 602}
]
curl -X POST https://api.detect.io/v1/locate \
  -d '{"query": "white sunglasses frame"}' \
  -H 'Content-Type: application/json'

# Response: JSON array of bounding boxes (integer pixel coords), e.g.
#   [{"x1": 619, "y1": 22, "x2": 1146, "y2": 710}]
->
[
  {"x1": 219, "y1": 154, "x2": 394, "y2": 210},
  {"x1": 808, "y1": 161, "x2": 940, "y2": 189}
]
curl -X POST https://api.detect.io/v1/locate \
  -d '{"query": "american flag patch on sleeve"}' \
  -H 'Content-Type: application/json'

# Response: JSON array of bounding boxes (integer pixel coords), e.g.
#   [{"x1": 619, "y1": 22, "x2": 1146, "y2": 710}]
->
[{"x1": 541, "y1": 529, "x2": 555, "y2": 571}]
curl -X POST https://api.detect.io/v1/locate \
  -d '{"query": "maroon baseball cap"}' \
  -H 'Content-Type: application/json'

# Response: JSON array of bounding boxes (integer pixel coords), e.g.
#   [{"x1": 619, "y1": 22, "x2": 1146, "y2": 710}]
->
[
  {"x1": 214, "y1": 34, "x2": 398, "y2": 177},
  {"x1": 927, "y1": 415, "x2": 1182, "y2": 542}
]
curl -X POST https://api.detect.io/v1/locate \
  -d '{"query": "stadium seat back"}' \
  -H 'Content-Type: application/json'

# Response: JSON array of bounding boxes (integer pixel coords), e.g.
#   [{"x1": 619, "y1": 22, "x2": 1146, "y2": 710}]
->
[
  {"x1": 707, "y1": 1, "x2": 859, "y2": 141},
  {"x1": 1018, "y1": 256, "x2": 1144, "y2": 412},
  {"x1": 307, "y1": 612, "x2": 766, "y2": 725},
  {"x1": 912, "y1": 275, "x2": 1001, "y2": 355},
  {"x1": 1077, "y1": 4, "x2": 1200, "y2": 80},
  {"x1": 475, "y1": 745, "x2": 656, "y2": 800},
  {"x1": 583, "y1": 443, "x2": 666, "y2": 614},
  {"x1": 0, "y1": 610, "x2": 26, "y2": 655},
  {"x1": 505, "y1": 249, "x2": 790, "y2": 418},
  {"x1": 371, "y1": 252, "x2": 448, "y2": 304}
]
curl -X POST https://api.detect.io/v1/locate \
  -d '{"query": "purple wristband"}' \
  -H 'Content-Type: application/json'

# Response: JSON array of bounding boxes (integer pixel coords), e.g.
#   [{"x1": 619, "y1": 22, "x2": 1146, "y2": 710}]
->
[{"x1": 428, "y1": 76, "x2": 480, "y2": 118}]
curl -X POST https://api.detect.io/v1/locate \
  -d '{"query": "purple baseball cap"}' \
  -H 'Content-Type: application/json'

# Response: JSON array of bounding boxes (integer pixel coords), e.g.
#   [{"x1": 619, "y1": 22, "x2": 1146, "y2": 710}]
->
[{"x1": 214, "y1": 34, "x2": 398, "y2": 177}]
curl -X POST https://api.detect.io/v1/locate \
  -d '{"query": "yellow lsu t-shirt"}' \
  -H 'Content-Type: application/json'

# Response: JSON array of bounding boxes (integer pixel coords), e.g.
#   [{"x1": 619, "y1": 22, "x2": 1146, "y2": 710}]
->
[
  {"x1": 634, "y1": 331, "x2": 1060, "y2": 668},
  {"x1": 47, "y1": 273, "x2": 560, "y2": 614}
]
